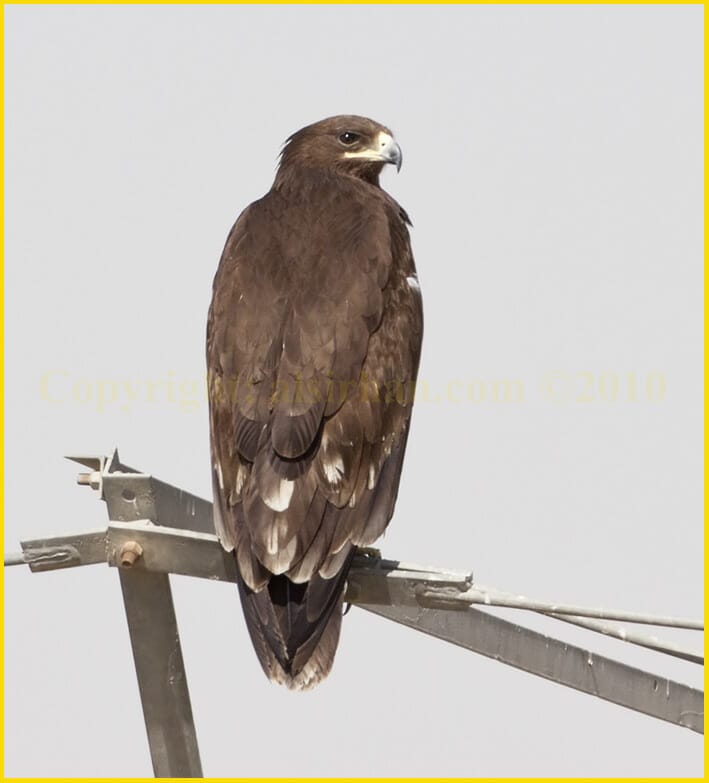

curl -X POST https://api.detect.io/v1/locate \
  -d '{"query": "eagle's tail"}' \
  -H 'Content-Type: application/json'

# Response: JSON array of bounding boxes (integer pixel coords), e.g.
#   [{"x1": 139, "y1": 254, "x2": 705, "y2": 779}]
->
[{"x1": 236, "y1": 551, "x2": 354, "y2": 690}]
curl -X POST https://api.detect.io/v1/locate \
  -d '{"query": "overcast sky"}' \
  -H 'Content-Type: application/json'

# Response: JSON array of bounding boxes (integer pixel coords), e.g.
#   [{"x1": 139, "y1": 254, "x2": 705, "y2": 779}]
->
[{"x1": 5, "y1": 4, "x2": 703, "y2": 777}]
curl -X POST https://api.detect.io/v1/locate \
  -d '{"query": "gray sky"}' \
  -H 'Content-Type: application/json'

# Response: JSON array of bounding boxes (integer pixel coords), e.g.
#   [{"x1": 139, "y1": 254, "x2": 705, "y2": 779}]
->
[{"x1": 5, "y1": 4, "x2": 703, "y2": 777}]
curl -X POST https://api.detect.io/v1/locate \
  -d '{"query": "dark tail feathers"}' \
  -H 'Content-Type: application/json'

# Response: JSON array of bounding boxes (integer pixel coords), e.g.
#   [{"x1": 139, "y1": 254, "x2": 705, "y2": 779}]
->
[{"x1": 236, "y1": 550, "x2": 354, "y2": 690}]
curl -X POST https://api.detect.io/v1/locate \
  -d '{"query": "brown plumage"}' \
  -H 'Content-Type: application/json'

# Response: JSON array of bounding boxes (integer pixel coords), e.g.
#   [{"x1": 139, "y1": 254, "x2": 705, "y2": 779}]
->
[{"x1": 207, "y1": 115, "x2": 423, "y2": 689}]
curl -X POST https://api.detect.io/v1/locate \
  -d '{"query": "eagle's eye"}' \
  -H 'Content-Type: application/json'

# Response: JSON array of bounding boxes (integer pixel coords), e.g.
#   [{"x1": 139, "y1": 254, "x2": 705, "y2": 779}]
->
[{"x1": 338, "y1": 131, "x2": 360, "y2": 146}]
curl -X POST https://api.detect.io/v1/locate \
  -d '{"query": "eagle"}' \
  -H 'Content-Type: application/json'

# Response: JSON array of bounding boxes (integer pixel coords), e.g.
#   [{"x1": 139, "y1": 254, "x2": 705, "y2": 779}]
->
[{"x1": 207, "y1": 115, "x2": 423, "y2": 689}]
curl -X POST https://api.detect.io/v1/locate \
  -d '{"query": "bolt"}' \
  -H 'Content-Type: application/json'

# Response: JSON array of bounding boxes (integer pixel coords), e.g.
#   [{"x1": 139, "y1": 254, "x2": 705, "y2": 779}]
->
[
  {"x1": 76, "y1": 471, "x2": 101, "y2": 490},
  {"x1": 119, "y1": 541, "x2": 143, "y2": 568}
]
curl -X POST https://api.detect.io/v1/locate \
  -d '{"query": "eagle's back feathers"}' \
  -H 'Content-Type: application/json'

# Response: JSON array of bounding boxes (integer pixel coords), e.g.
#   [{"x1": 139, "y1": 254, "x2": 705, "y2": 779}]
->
[{"x1": 207, "y1": 117, "x2": 422, "y2": 688}]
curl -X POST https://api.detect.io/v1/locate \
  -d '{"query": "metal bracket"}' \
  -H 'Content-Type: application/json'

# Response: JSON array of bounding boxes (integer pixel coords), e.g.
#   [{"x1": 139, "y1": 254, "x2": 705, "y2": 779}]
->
[
  {"x1": 70, "y1": 447, "x2": 214, "y2": 532},
  {"x1": 4, "y1": 449, "x2": 704, "y2": 777},
  {"x1": 68, "y1": 449, "x2": 205, "y2": 777}
]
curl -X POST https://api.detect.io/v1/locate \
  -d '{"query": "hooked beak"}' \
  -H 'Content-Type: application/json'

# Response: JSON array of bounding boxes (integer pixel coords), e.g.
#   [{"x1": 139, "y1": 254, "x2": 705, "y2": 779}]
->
[{"x1": 379, "y1": 134, "x2": 403, "y2": 172}]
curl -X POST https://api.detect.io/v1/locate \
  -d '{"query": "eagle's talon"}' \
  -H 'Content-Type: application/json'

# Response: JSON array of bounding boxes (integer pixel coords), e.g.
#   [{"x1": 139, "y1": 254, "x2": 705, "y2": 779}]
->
[{"x1": 355, "y1": 546, "x2": 382, "y2": 560}]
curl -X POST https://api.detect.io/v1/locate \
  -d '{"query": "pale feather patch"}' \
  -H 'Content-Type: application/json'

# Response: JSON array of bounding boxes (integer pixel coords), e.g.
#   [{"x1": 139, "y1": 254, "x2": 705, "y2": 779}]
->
[
  {"x1": 318, "y1": 544, "x2": 352, "y2": 579},
  {"x1": 212, "y1": 493, "x2": 235, "y2": 552},
  {"x1": 234, "y1": 463, "x2": 248, "y2": 494},
  {"x1": 265, "y1": 530, "x2": 299, "y2": 569},
  {"x1": 323, "y1": 456, "x2": 345, "y2": 485},
  {"x1": 263, "y1": 478, "x2": 295, "y2": 512},
  {"x1": 265, "y1": 518, "x2": 287, "y2": 555}
]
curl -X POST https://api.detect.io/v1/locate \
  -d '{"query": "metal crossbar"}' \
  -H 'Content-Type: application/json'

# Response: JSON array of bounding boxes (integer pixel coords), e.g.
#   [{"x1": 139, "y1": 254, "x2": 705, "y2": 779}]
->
[
  {"x1": 458, "y1": 584, "x2": 703, "y2": 630},
  {"x1": 4, "y1": 449, "x2": 704, "y2": 777}
]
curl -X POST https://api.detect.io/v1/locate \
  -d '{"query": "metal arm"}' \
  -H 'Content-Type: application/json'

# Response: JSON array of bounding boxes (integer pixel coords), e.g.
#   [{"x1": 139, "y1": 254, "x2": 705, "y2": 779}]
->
[{"x1": 4, "y1": 449, "x2": 704, "y2": 778}]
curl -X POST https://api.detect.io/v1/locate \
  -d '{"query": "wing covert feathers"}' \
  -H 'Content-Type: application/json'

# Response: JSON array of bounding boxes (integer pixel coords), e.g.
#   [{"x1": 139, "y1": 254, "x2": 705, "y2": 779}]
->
[{"x1": 207, "y1": 170, "x2": 422, "y2": 688}]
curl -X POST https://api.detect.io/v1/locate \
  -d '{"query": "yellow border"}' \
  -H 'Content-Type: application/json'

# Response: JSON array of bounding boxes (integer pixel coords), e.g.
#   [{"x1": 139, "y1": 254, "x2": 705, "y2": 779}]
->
[
  {"x1": 1, "y1": 2, "x2": 5, "y2": 780},
  {"x1": 1, "y1": 2, "x2": 704, "y2": 782},
  {"x1": 1, "y1": 0, "x2": 705, "y2": 3}
]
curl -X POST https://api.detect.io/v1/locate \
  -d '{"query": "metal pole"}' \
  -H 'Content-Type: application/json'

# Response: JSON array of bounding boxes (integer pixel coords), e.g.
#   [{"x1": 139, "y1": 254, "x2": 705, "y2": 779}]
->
[
  {"x1": 119, "y1": 569, "x2": 203, "y2": 777},
  {"x1": 462, "y1": 584, "x2": 704, "y2": 630},
  {"x1": 5, "y1": 450, "x2": 703, "y2": 777},
  {"x1": 547, "y1": 612, "x2": 703, "y2": 664},
  {"x1": 362, "y1": 603, "x2": 704, "y2": 734}
]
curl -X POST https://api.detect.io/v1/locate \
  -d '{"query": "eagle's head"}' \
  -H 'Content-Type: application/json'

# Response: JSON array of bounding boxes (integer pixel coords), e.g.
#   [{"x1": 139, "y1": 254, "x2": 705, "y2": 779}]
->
[{"x1": 276, "y1": 115, "x2": 402, "y2": 186}]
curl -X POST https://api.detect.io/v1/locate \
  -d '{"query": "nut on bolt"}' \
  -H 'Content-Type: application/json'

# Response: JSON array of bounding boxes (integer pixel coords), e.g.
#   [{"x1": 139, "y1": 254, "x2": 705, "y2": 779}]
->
[{"x1": 119, "y1": 541, "x2": 143, "y2": 568}]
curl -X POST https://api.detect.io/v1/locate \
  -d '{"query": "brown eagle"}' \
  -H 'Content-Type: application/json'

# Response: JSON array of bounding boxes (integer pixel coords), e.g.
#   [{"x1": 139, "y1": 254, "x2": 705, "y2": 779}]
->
[{"x1": 207, "y1": 116, "x2": 423, "y2": 689}]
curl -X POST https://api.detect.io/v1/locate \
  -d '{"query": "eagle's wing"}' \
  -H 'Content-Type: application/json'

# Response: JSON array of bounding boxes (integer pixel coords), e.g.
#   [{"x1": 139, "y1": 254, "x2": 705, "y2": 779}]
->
[{"x1": 207, "y1": 181, "x2": 422, "y2": 687}]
